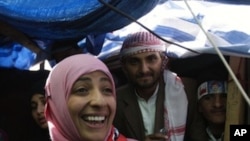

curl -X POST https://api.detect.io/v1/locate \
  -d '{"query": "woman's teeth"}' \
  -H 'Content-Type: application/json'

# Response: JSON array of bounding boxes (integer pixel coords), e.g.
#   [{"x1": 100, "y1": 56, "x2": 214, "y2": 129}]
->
[{"x1": 83, "y1": 116, "x2": 105, "y2": 122}]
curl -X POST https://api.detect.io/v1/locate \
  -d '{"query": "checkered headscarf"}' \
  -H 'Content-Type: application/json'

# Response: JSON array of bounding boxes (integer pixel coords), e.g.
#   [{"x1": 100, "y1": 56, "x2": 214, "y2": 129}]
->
[{"x1": 120, "y1": 31, "x2": 166, "y2": 59}]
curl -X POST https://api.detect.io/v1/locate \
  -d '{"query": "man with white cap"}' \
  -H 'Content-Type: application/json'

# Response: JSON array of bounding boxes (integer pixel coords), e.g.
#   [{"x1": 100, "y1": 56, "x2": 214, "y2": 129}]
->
[
  {"x1": 197, "y1": 79, "x2": 227, "y2": 141},
  {"x1": 113, "y1": 31, "x2": 188, "y2": 141}
]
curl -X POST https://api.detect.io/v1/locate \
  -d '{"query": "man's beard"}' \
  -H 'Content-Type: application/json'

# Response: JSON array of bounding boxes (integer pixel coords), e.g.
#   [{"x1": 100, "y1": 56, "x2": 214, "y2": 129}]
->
[
  {"x1": 135, "y1": 81, "x2": 157, "y2": 89},
  {"x1": 132, "y1": 76, "x2": 159, "y2": 89}
]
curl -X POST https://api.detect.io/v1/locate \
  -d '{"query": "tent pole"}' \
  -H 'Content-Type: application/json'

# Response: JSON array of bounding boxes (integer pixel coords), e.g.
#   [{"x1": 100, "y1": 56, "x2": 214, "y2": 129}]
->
[{"x1": 224, "y1": 56, "x2": 246, "y2": 141}]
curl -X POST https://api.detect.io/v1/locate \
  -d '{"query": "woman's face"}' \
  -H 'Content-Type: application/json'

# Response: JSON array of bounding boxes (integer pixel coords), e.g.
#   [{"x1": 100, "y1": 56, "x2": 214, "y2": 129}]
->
[
  {"x1": 31, "y1": 94, "x2": 48, "y2": 129},
  {"x1": 67, "y1": 71, "x2": 116, "y2": 141}
]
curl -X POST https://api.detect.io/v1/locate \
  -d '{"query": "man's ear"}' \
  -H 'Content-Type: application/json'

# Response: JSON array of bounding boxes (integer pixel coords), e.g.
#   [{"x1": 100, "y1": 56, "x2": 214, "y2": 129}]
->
[
  {"x1": 161, "y1": 54, "x2": 168, "y2": 70},
  {"x1": 121, "y1": 63, "x2": 128, "y2": 76},
  {"x1": 198, "y1": 103, "x2": 202, "y2": 113}
]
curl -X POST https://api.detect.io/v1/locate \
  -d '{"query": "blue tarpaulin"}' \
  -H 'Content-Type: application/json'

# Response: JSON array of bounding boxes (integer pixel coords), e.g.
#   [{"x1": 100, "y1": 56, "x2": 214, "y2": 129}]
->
[
  {"x1": 0, "y1": 0, "x2": 250, "y2": 69},
  {"x1": 0, "y1": 0, "x2": 159, "y2": 69}
]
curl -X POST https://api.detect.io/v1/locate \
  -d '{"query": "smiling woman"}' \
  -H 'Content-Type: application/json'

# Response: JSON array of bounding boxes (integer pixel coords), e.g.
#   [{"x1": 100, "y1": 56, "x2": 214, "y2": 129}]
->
[
  {"x1": 67, "y1": 71, "x2": 116, "y2": 140},
  {"x1": 44, "y1": 54, "x2": 136, "y2": 141},
  {"x1": 28, "y1": 79, "x2": 50, "y2": 141}
]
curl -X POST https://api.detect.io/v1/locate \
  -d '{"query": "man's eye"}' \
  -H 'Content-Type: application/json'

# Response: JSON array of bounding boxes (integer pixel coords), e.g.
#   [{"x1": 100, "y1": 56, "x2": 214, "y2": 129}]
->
[
  {"x1": 203, "y1": 95, "x2": 213, "y2": 100},
  {"x1": 148, "y1": 56, "x2": 157, "y2": 61},
  {"x1": 128, "y1": 59, "x2": 139, "y2": 65},
  {"x1": 221, "y1": 94, "x2": 227, "y2": 98}
]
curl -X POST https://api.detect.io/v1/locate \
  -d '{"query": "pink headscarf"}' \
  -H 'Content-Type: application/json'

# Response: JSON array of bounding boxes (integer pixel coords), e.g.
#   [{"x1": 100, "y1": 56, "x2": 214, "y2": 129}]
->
[{"x1": 44, "y1": 54, "x2": 116, "y2": 141}]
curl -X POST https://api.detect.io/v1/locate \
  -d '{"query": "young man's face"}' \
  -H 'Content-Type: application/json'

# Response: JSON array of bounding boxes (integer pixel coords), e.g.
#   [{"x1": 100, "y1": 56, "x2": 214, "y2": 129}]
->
[
  {"x1": 122, "y1": 52, "x2": 163, "y2": 89},
  {"x1": 199, "y1": 94, "x2": 227, "y2": 125}
]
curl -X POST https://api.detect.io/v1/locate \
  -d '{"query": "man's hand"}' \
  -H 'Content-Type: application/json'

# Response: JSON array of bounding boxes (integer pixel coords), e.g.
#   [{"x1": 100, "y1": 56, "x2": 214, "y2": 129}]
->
[{"x1": 144, "y1": 133, "x2": 168, "y2": 141}]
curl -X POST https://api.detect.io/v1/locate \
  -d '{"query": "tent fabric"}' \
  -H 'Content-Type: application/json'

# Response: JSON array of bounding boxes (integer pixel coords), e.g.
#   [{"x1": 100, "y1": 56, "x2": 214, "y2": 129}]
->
[
  {"x1": 0, "y1": 0, "x2": 160, "y2": 69},
  {"x1": 1, "y1": 0, "x2": 250, "y2": 70},
  {"x1": 98, "y1": 0, "x2": 250, "y2": 61},
  {"x1": 0, "y1": 0, "x2": 159, "y2": 40}
]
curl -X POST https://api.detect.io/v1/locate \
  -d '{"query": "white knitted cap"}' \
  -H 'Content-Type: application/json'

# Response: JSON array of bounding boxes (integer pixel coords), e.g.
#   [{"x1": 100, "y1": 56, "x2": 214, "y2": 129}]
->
[{"x1": 197, "y1": 80, "x2": 227, "y2": 100}]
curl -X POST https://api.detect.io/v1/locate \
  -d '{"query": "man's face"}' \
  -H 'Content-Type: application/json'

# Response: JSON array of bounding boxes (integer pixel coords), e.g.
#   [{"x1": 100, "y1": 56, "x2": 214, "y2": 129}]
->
[
  {"x1": 199, "y1": 94, "x2": 227, "y2": 125},
  {"x1": 122, "y1": 52, "x2": 163, "y2": 89}
]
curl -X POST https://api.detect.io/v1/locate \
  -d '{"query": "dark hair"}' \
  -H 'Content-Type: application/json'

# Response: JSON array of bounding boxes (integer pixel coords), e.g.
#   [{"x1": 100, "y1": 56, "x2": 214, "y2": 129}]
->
[
  {"x1": 27, "y1": 79, "x2": 50, "y2": 141},
  {"x1": 196, "y1": 68, "x2": 228, "y2": 87},
  {"x1": 29, "y1": 79, "x2": 46, "y2": 97},
  {"x1": 50, "y1": 39, "x2": 80, "y2": 54}
]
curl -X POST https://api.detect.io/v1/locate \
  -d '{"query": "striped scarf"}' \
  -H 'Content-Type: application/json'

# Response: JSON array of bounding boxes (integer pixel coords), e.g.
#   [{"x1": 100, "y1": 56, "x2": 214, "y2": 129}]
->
[{"x1": 163, "y1": 70, "x2": 188, "y2": 141}]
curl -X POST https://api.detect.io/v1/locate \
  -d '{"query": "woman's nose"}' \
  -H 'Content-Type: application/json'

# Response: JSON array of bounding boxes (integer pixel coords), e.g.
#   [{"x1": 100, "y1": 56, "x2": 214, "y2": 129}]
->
[
  {"x1": 90, "y1": 89, "x2": 106, "y2": 106},
  {"x1": 37, "y1": 103, "x2": 45, "y2": 114}
]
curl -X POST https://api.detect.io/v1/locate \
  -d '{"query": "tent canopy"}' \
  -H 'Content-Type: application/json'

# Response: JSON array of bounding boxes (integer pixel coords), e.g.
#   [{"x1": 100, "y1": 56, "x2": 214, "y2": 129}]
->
[{"x1": 0, "y1": 0, "x2": 250, "y2": 70}]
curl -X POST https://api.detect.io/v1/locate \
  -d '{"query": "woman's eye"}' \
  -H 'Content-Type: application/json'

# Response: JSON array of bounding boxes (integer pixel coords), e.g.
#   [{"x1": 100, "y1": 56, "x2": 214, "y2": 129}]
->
[
  {"x1": 41, "y1": 99, "x2": 46, "y2": 105},
  {"x1": 103, "y1": 88, "x2": 113, "y2": 95},
  {"x1": 74, "y1": 87, "x2": 88, "y2": 95},
  {"x1": 31, "y1": 104, "x2": 37, "y2": 110},
  {"x1": 78, "y1": 88, "x2": 87, "y2": 92}
]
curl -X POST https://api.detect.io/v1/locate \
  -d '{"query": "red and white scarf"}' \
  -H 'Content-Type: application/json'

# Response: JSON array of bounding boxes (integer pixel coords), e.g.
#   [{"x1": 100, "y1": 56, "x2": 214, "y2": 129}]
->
[{"x1": 163, "y1": 70, "x2": 188, "y2": 141}]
